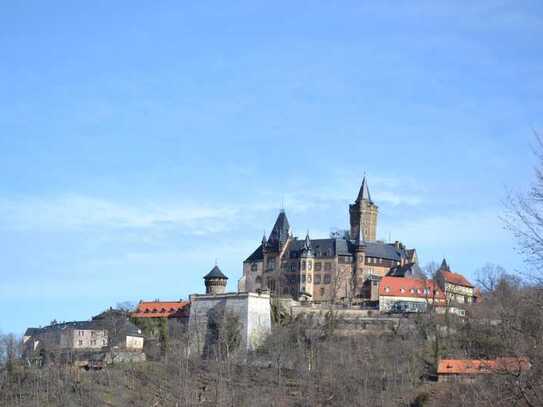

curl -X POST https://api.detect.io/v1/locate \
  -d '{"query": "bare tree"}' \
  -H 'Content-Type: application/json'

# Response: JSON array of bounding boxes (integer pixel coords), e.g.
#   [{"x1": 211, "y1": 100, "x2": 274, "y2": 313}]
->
[{"x1": 505, "y1": 133, "x2": 543, "y2": 275}]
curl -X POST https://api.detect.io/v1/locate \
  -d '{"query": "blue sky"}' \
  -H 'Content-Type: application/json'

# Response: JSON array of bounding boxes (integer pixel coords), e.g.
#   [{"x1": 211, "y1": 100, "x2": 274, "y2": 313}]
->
[{"x1": 1, "y1": 1, "x2": 542, "y2": 334}]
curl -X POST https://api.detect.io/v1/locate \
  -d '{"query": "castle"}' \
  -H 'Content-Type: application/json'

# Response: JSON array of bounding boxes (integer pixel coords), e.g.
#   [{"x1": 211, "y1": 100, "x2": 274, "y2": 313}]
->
[{"x1": 238, "y1": 177, "x2": 418, "y2": 303}]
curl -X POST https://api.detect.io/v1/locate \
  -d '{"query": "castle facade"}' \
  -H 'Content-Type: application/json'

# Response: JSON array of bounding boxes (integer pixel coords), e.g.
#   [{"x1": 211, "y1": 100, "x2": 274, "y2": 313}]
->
[{"x1": 238, "y1": 177, "x2": 417, "y2": 303}]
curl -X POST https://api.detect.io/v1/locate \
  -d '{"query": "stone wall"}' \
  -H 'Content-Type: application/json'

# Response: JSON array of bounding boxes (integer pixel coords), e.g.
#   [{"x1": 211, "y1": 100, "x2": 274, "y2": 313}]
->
[{"x1": 188, "y1": 292, "x2": 271, "y2": 355}]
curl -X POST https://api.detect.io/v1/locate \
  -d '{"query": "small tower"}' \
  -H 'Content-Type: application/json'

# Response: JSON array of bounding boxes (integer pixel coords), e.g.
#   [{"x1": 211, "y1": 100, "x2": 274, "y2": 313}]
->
[
  {"x1": 439, "y1": 258, "x2": 450, "y2": 271},
  {"x1": 204, "y1": 264, "x2": 228, "y2": 295},
  {"x1": 349, "y1": 176, "x2": 379, "y2": 241}
]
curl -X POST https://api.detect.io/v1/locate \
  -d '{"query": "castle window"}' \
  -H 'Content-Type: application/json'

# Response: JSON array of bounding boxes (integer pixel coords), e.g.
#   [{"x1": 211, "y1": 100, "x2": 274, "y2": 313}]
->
[
  {"x1": 251, "y1": 263, "x2": 258, "y2": 272},
  {"x1": 290, "y1": 263, "x2": 297, "y2": 272},
  {"x1": 315, "y1": 262, "x2": 322, "y2": 271},
  {"x1": 308, "y1": 262, "x2": 312, "y2": 271},
  {"x1": 324, "y1": 262, "x2": 332, "y2": 271},
  {"x1": 320, "y1": 287, "x2": 325, "y2": 296},
  {"x1": 78, "y1": 340, "x2": 83, "y2": 346},
  {"x1": 255, "y1": 276, "x2": 262, "y2": 286},
  {"x1": 91, "y1": 340, "x2": 96, "y2": 346},
  {"x1": 307, "y1": 275, "x2": 312, "y2": 283},
  {"x1": 314, "y1": 275, "x2": 321, "y2": 284},
  {"x1": 301, "y1": 261, "x2": 306, "y2": 271},
  {"x1": 324, "y1": 274, "x2": 331, "y2": 284},
  {"x1": 302, "y1": 274, "x2": 306, "y2": 283}
]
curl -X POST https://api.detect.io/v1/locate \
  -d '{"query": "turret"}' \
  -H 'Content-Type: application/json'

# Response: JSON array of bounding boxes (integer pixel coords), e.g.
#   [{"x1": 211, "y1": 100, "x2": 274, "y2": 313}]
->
[
  {"x1": 204, "y1": 264, "x2": 228, "y2": 295},
  {"x1": 301, "y1": 231, "x2": 313, "y2": 258}
]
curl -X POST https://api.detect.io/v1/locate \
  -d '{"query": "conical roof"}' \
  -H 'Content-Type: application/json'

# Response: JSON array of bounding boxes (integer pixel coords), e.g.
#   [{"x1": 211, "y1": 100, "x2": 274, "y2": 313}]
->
[
  {"x1": 440, "y1": 258, "x2": 450, "y2": 271},
  {"x1": 356, "y1": 176, "x2": 372, "y2": 203},
  {"x1": 204, "y1": 265, "x2": 228, "y2": 280}
]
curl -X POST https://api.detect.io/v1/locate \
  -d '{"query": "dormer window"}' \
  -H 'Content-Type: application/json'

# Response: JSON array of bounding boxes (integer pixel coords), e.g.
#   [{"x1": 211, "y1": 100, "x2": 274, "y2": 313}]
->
[
  {"x1": 400, "y1": 288, "x2": 405, "y2": 293},
  {"x1": 384, "y1": 287, "x2": 390, "y2": 293}
]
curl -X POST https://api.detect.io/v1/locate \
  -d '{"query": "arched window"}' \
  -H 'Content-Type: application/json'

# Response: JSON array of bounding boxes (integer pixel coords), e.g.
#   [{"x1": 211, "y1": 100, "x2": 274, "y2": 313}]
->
[{"x1": 282, "y1": 287, "x2": 289, "y2": 295}]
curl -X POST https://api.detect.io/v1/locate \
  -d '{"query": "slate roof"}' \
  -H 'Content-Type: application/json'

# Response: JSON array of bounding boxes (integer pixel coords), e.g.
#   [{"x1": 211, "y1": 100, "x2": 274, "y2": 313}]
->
[
  {"x1": 245, "y1": 245, "x2": 263, "y2": 262},
  {"x1": 364, "y1": 241, "x2": 405, "y2": 261},
  {"x1": 204, "y1": 265, "x2": 228, "y2": 280},
  {"x1": 24, "y1": 320, "x2": 104, "y2": 336},
  {"x1": 268, "y1": 211, "x2": 290, "y2": 247},
  {"x1": 387, "y1": 263, "x2": 425, "y2": 279},
  {"x1": 92, "y1": 309, "x2": 143, "y2": 337},
  {"x1": 244, "y1": 237, "x2": 408, "y2": 262}
]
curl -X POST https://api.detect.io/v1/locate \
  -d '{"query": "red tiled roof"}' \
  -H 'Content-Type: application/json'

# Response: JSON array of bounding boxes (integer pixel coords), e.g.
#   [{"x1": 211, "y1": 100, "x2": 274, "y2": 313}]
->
[
  {"x1": 379, "y1": 277, "x2": 445, "y2": 300},
  {"x1": 438, "y1": 357, "x2": 530, "y2": 375},
  {"x1": 440, "y1": 270, "x2": 473, "y2": 288},
  {"x1": 131, "y1": 301, "x2": 190, "y2": 319}
]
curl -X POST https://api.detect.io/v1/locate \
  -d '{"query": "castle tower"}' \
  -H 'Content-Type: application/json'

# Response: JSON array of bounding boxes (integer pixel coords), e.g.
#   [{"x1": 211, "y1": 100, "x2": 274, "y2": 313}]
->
[
  {"x1": 204, "y1": 264, "x2": 228, "y2": 295},
  {"x1": 349, "y1": 176, "x2": 379, "y2": 241}
]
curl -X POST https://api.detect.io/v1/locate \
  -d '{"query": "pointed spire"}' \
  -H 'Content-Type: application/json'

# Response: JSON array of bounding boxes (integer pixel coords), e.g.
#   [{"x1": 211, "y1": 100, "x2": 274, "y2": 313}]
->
[
  {"x1": 440, "y1": 258, "x2": 450, "y2": 270},
  {"x1": 261, "y1": 231, "x2": 267, "y2": 245},
  {"x1": 355, "y1": 175, "x2": 372, "y2": 203},
  {"x1": 268, "y1": 210, "x2": 290, "y2": 245},
  {"x1": 303, "y1": 231, "x2": 312, "y2": 251}
]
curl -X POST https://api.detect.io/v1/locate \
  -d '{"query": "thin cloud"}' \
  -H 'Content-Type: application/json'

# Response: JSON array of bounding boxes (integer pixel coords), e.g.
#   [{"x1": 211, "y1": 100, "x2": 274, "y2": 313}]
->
[{"x1": 0, "y1": 194, "x2": 239, "y2": 234}]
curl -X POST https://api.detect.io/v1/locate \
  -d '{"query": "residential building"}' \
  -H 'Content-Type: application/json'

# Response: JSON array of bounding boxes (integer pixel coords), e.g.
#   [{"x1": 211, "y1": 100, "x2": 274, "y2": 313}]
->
[
  {"x1": 378, "y1": 276, "x2": 445, "y2": 312},
  {"x1": 23, "y1": 321, "x2": 108, "y2": 358},
  {"x1": 435, "y1": 259, "x2": 477, "y2": 304}
]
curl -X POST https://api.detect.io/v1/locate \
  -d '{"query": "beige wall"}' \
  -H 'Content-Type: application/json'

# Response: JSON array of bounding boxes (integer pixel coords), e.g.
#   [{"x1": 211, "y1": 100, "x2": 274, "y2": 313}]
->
[
  {"x1": 67, "y1": 329, "x2": 108, "y2": 349},
  {"x1": 126, "y1": 336, "x2": 144, "y2": 350}
]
